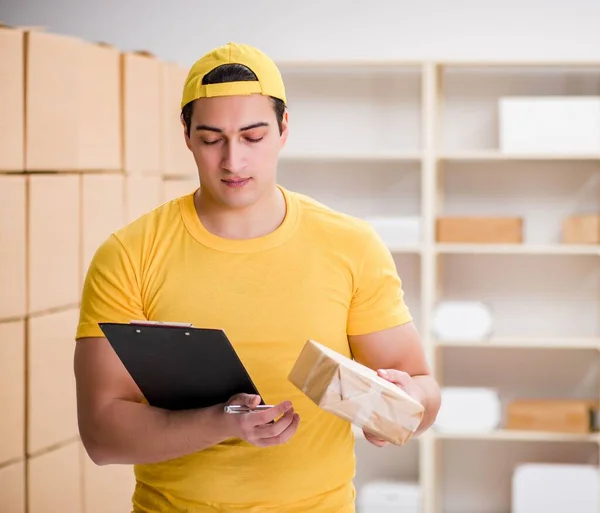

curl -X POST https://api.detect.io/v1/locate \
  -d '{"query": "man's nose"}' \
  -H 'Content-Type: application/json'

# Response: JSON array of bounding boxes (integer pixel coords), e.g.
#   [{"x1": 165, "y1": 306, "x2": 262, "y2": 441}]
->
[{"x1": 221, "y1": 141, "x2": 246, "y2": 173}]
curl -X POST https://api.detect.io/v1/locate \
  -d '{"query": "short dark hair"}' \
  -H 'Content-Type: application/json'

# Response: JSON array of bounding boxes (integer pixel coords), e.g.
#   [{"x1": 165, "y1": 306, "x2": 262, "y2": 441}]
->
[{"x1": 181, "y1": 63, "x2": 286, "y2": 137}]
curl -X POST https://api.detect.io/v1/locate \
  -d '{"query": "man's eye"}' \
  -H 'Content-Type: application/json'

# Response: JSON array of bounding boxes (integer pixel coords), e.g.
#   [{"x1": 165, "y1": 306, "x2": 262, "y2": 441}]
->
[
  {"x1": 246, "y1": 137, "x2": 263, "y2": 143},
  {"x1": 202, "y1": 139, "x2": 221, "y2": 145}
]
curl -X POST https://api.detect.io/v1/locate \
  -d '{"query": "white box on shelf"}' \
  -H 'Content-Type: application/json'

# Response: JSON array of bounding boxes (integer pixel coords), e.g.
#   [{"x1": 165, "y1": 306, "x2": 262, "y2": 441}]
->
[
  {"x1": 364, "y1": 216, "x2": 421, "y2": 248},
  {"x1": 499, "y1": 96, "x2": 600, "y2": 155},
  {"x1": 512, "y1": 463, "x2": 599, "y2": 513},
  {"x1": 432, "y1": 301, "x2": 494, "y2": 342},
  {"x1": 434, "y1": 387, "x2": 501, "y2": 434},
  {"x1": 358, "y1": 480, "x2": 420, "y2": 513}
]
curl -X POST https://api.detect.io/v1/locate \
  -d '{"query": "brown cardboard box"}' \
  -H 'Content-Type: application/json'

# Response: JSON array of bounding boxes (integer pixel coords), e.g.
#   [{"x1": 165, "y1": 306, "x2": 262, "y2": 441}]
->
[
  {"x1": 0, "y1": 25, "x2": 24, "y2": 171},
  {"x1": 82, "y1": 447, "x2": 135, "y2": 513},
  {"x1": 162, "y1": 178, "x2": 198, "y2": 203},
  {"x1": 123, "y1": 51, "x2": 161, "y2": 175},
  {"x1": 0, "y1": 461, "x2": 26, "y2": 513},
  {"x1": 0, "y1": 175, "x2": 27, "y2": 320},
  {"x1": 27, "y1": 308, "x2": 79, "y2": 454},
  {"x1": 288, "y1": 340, "x2": 424, "y2": 445},
  {"x1": 161, "y1": 62, "x2": 196, "y2": 177},
  {"x1": 28, "y1": 442, "x2": 81, "y2": 513},
  {"x1": 81, "y1": 174, "x2": 125, "y2": 286},
  {"x1": 28, "y1": 174, "x2": 80, "y2": 315},
  {"x1": 506, "y1": 399, "x2": 597, "y2": 434},
  {"x1": 125, "y1": 175, "x2": 163, "y2": 222},
  {"x1": 77, "y1": 42, "x2": 121, "y2": 171},
  {"x1": 561, "y1": 214, "x2": 600, "y2": 244},
  {"x1": 436, "y1": 216, "x2": 523, "y2": 244},
  {"x1": 0, "y1": 320, "x2": 25, "y2": 465},
  {"x1": 25, "y1": 30, "x2": 121, "y2": 171}
]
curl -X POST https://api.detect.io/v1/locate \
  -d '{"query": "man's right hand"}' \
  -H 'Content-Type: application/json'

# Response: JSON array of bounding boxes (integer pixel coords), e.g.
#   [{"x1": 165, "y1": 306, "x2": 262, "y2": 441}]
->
[{"x1": 223, "y1": 393, "x2": 300, "y2": 447}]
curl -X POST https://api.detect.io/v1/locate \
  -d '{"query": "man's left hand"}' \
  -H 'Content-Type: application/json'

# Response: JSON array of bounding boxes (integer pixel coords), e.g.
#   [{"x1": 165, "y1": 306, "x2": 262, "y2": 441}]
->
[{"x1": 361, "y1": 368, "x2": 424, "y2": 447}]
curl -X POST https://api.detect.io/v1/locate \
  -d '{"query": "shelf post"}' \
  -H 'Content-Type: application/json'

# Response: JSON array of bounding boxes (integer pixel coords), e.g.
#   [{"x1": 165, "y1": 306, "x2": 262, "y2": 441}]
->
[{"x1": 420, "y1": 60, "x2": 442, "y2": 513}]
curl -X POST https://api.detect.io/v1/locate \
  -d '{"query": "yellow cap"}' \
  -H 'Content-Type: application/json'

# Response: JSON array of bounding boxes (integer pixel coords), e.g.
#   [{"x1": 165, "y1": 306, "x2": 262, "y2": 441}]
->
[{"x1": 180, "y1": 42, "x2": 286, "y2": 109}]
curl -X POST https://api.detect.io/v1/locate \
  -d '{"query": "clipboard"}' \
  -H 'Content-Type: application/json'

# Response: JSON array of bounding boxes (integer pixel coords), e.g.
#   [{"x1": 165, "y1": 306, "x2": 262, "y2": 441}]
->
[{"x1": 99, "y1": 321, "x2": 264, "y2": 411}]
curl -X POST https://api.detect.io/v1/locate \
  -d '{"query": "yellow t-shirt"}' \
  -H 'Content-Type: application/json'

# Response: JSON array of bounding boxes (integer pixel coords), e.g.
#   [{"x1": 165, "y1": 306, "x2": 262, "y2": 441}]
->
[{"x1": 76, "y1": 185, "x2": 412, "y2": 513}]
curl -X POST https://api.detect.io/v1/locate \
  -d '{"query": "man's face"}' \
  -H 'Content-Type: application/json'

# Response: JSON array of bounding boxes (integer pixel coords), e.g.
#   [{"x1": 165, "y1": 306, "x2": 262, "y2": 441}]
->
[{"x1": 184, "y1": 94, "x2": 288, "y2": 210}]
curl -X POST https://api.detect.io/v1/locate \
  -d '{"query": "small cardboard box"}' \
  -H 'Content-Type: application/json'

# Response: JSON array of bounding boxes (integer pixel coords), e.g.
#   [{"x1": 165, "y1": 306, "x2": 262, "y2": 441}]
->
[
  {"x1": 0, "y1": 175, "x2": 27, "y2": 320},
  {"x1": 0, "y1": 24, "x2": 24, "y2": 171},
  {"x1": 28, "y1": 174, "x2": 80, "y2": 314},
  {"x1": 83, "y1": 450, "x2": 136, "y2": 513},
  {"x1": 81, "y1": 174, "x2": 125, "y2": 288},
  {"x1": 288, "y1": 340, "x2": 424, "y2": 445},
  {"x1": 25, "y1": 29, "x2": 121, "y2": 171},
  {"x1": 499, "y1": 96, "x2": 600, "y2": 155},
  {"x1": 125, "y1": 175, "x2": 163, "y2": 223},
  {"x1": 27, "y1": 308, "x2": 80, "y2": 454},
  {"x1": 162, "y1": 178, "x2": 198, "y2": 203},
  {"x1": 506, "y1": 399, "x2": 598, "y2": 434},
  {"x1": 0, "y1": 320, "x2": 25, "y2": 465},
  {"x1": 0, "y1": 461, "x2": 25, "y2": 513},
  {"x1": 122, "y1": 51, "x2": 161, "y2": 175},
  {"x1": 562, "y1": 214, "x2": 600, "y2": 244},
  {"x1": 161, "y1": 61, "x2": 196, "y2": 178},
  {"x1": 28, "y1": 442, "x2": 81, "y2": 512},
  {"x1": 436, "y1": 216, "x2": 523, "y2": 244}
]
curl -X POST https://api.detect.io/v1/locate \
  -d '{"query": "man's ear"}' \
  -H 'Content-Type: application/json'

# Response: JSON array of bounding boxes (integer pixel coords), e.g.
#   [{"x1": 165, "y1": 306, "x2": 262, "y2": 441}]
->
[
  {"x1": 279, "y1": 109, "x2": 289, "y2": 149},
  {"x1": 181, "y1": 113, "x2": 192, "y2": 151}
]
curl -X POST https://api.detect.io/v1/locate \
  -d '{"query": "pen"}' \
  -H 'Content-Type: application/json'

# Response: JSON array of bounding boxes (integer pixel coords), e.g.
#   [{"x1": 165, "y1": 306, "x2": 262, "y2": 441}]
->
[{"x1": 224, "y1": 405, "x2": 274, "y2": 414}]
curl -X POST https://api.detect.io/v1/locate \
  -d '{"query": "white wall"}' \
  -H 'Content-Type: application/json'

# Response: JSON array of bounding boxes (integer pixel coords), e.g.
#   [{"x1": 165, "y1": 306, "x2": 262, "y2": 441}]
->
[{"x1": 2, "y1": 0, "x2": 600, "y2": 65}]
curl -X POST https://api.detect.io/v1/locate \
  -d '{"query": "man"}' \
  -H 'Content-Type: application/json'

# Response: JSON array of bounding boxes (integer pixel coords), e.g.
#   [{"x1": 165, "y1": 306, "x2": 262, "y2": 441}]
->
[{"x1": 74, "y1": 42, "x2": 441, "y2": 513}]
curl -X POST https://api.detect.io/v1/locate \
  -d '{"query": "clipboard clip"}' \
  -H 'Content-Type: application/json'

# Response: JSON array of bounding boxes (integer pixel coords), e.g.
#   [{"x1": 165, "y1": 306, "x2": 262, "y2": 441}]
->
[{"x1": 130, "y1": 320, "x2": 194, "y2": 328}]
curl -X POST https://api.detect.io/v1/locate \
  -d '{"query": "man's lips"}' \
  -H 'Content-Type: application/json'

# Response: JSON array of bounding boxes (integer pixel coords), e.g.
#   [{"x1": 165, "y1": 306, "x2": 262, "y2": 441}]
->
[{"x1": 222, "y1": 177, "x2": 251, "y2": 188}]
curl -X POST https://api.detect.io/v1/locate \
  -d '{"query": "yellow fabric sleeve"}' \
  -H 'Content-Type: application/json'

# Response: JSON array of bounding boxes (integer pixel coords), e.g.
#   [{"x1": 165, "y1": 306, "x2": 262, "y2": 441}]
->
[
  {"x1": 76, "y1": 234, "x2": 146, "y2": 340},
  {"x1": 346, "y1": 224, "x2": 413, "y2": 336}
]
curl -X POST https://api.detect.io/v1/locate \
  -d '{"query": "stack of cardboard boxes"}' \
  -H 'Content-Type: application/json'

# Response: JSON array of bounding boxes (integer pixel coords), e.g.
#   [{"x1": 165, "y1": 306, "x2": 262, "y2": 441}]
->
[{"x1": 0, "y1": 24, "x2": 198, "y2": 513}]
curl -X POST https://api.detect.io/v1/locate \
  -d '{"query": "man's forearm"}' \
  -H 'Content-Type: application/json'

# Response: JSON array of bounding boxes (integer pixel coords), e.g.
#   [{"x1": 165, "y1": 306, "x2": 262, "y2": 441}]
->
[
  {"x1": 82, "y1": 399, "x2": 229, "y2": 466},
  {"x1": 412, "y1": 374, "x2": 441, "y2": 435}
]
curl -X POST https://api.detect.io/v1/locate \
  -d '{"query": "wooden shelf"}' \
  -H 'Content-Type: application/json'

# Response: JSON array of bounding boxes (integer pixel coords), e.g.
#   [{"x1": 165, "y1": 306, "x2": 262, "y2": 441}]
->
[
  {"x1": 435, "y1": 243, "x2": 600, "y2": 255},
  {"x1": 388, "y1": 245, "x2": 423, "y2": 254},
  {"x1": 435, "y1": 337, "x2": 600, "y2": 350},
  {"x1": 438, "y1": 150, "x2": 600, "y2": 162},
  {"x1": 434, "y1": 429, "x2": 599, "y2": 443},
  {"x1": 276, "y1": 59, "x2": 423, "y2": 70},
  {"x1": 279, "y1": 151, "x2": 422, "y2": 162}
]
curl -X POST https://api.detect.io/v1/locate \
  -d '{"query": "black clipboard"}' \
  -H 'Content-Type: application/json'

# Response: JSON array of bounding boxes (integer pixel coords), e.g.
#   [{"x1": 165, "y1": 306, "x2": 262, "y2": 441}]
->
[{"x1": 99, "y1": 321, "x2": 264, "y2": 410}]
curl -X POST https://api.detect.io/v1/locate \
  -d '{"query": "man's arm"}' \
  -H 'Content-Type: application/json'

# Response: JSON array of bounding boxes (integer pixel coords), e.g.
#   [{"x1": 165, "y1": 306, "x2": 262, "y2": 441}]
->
[
  {"x1": 75, "y1": 337, "x2": 298, "y2": 466},
  {"x1": 348, "y1": 321, "x2": 441, "y2": 439}
]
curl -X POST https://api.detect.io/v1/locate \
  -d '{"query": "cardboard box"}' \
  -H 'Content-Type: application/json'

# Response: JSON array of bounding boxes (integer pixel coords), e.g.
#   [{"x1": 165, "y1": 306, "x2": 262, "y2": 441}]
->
[
  {"x1": 0, "y1": 461, "x2": 25, "y2": 513},
  {"x1": 81, "y1": 174, "x2": 125, "y2": 287},
  {"x1": 82, "y1": 448, "x2": 135, "y2": 513},
  {"x1": 506, "y1": 399, "x2": 598, "y2": 434},
  {"x1": 25, "y1": 29, "x2": 121, "y2": 171},
  {"x1": 28, "y1": 442, "x2": 81, "y2": 513},
  {"x1": 161, "y1": 62, "x2": 196, "y2": 178},
  {"x1": 562, "y1": 214, "x2": 600, "y2": 244},
  {"x1": 125, "y1": 175, "x2": 163, "y2": 222},
  {"x1": 0, "y1": 24, "x2": 24, "y2": 171},
  {"x1": 0, "y1": 320, "x2": 25, "y2": 464},
  {"x1": 288, "y1": 340, "x2": 424, "y2": 445},
  {"x1": 76, "y1": 41, "x2": 121, "y2": 171},
  {"x1": 27, "y1": 308, "x2": 79, "y2": 454},
  {"x1": 499, "y1": 96, "x2": 600, "y2": 155},
  {"x1": 122, "y1": 51, "x2": 161, "y2": 175},
  {"x1": 436, "y1": 216, "x2": 523, "y2": 244},
  {"x1": 28, "y1": 174, "x2": 80, "y2": 314},
  {"x1": 162, "y1": 178, "x2": 198, "y2": 203},
  {"x1": 0, "y1": 175, "x2": 27, "y2": 320}
]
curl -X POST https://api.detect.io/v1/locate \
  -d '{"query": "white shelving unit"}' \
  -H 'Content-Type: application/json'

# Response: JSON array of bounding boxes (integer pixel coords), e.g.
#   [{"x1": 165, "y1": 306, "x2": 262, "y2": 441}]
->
[{"x1": 273, "y1": 59, "x2": 600, "y2": 513}]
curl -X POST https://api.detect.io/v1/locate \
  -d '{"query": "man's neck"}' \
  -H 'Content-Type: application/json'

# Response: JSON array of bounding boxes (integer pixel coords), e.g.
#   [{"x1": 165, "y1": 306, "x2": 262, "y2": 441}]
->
[{"x1": 194, "y1": 186, "x2": 286, "y2": 240}]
